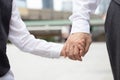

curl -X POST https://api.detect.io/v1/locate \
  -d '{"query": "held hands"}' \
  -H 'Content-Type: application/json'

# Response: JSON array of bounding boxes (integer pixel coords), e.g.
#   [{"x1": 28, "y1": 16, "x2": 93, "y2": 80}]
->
[{"x1": 60, "y1": 32, "x2": 92, "y2": 61}]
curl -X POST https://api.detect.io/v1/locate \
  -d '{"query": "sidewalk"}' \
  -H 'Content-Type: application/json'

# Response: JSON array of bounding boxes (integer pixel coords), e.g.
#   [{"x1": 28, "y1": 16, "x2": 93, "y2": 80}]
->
[{"x1": 7, "y1": 42, "x2": 113, "y2": 80}]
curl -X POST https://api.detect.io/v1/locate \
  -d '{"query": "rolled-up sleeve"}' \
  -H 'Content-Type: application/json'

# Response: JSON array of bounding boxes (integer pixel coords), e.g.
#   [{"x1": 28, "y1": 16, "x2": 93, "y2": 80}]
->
[{"x1": 8, "y1": 0, "x2": 63, "y2": 58}]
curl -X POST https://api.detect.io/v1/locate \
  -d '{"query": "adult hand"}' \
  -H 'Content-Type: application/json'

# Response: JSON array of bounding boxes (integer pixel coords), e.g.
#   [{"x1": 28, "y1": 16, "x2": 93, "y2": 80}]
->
[{"x1": 60, "y1": 32, "x2": 92, "y2": 61}]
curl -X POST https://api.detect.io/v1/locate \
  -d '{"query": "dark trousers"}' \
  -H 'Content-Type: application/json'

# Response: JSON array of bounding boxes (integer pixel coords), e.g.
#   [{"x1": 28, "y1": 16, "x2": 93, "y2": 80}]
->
[{"x1": 105, "y1": 0, "x2": 120, "y2": 80}]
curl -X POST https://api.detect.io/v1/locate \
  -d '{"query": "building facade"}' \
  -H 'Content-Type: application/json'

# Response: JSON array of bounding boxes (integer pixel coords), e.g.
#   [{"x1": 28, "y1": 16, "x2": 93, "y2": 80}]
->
[
  {"x1": 42, "y1": 0, "x2": 53, "y2": 9},
  {"x1": 16, "y1": 0, "x2": 26, "y2": 7}
]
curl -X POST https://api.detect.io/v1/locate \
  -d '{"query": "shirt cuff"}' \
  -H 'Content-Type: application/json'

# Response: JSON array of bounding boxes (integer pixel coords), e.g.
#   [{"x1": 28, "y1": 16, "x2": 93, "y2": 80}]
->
[
  {"x1": 49, "y1": 43, "x2": 63, "y2": 58},
  {"x1": 70, "y1": 19, "x2": 90, "y2": 34}
]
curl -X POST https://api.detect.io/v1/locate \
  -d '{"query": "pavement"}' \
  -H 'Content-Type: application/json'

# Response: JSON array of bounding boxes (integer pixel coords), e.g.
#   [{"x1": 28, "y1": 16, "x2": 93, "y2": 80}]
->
[{"x1": 7, "y1": 42, "x2": 113, "y2": 80}]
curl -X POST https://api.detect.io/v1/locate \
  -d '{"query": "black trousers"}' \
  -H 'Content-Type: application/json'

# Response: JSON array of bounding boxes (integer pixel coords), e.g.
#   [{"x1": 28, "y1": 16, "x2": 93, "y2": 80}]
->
[{"x1": 105, "y1": 1, "x2": 120, "y2": 80}]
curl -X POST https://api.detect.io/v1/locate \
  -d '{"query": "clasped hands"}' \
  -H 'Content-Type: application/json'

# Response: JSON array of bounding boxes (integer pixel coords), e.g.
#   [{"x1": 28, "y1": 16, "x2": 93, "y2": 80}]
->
[{"x1": 60, "y1": 32, "x2": 92, "y2": 61}]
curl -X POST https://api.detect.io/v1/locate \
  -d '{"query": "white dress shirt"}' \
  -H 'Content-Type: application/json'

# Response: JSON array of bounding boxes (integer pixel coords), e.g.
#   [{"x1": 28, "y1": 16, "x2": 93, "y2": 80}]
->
[
  {"x1": 8, "y1": 0, "x2": 63, "y2": 58},
  {"x1": 1, "y1": 0, "x2": 63, "y2": 79},
  {"x1": 2, "y1": 0, "x2": 102, "y2": 80},
  {"x1": 69, "y1": 0, "x2": 101, "y2": 34}
]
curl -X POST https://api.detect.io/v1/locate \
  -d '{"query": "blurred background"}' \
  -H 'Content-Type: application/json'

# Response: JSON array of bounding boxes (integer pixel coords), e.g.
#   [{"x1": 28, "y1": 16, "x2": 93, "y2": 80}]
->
[
  {"x1": 15, "y1": 0, "x2": 111, "y2": 42},
  {"x1": 7, "y1": 0, "x2": 114, "y2": 80}
]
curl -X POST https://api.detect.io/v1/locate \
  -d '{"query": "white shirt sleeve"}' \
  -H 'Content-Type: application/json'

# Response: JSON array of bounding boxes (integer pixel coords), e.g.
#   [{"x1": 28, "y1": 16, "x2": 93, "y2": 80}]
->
[
  {"x1": 69, "y1": 0, "x2": 101, "y2": 33},
  {"x1": 8, "y1": 0, "x2": 63, "y2": 58}
]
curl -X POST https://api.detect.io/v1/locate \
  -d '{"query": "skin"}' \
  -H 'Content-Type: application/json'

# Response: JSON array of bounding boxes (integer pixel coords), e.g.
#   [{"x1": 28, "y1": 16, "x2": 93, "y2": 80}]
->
[{"x1": 61, "y1": 32, "x2": 92, "y2": 61}]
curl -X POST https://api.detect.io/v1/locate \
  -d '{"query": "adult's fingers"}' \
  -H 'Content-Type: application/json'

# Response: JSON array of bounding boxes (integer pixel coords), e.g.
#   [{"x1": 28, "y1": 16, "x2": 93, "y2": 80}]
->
[{"x1": 73, "y1": 45, "x2": 82, "y2": 61}]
